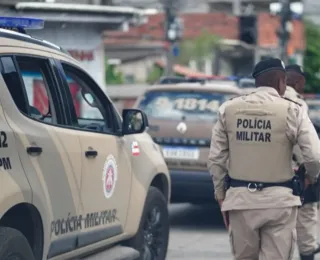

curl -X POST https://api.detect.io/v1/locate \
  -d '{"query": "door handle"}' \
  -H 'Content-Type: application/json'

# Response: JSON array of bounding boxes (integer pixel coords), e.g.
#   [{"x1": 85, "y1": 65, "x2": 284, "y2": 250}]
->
[
  {"x1": 26, "y1": 146, "x2": 42, "y2": 155},
  {"x1": 85, "y1": 150, "x2": 98, "y2": 158}
]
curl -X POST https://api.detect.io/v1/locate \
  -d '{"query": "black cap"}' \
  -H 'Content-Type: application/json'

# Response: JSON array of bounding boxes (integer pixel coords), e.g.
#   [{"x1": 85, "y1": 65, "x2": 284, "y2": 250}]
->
[
  {"x1": 252, "y1": 58, "x2": 286, "y2": 79},
  {"x1": 285, "y1": 64, "x2": 305, "y2": 77}
]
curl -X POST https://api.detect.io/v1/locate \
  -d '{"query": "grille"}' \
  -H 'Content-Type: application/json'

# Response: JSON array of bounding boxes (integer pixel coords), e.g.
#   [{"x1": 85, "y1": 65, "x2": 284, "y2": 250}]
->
[{"x1": 152, "y1": 137, "x2": 210, "y2": 147}]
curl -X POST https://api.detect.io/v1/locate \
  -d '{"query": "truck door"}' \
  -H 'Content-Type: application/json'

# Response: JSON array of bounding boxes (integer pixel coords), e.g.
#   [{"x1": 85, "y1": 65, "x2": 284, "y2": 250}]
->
[{"x1": 56, "y1": 60, "x2": 132, "y2": 246}]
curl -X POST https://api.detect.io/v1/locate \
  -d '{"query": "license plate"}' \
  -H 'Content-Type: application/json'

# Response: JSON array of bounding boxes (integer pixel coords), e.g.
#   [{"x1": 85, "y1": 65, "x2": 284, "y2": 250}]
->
[{"x1": 162, "y1": 146, "x2": 199, "y2": 160}]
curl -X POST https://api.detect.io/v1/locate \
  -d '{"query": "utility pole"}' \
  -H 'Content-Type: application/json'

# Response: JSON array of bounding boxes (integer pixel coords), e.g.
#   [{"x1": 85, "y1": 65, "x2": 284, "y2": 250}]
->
[
  {"x1": 278, "y1": 0, "x2": 291, "y2": 64},
  {"x1": 164, "y1": 5, "x2": 175, "y2": 77},
  {"x1": 163, "y1": 0, "x2": 183, "y2": 77}
]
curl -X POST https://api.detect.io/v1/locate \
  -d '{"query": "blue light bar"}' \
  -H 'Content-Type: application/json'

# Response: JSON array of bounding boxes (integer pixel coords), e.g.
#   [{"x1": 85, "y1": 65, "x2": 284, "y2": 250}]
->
[{"x1": 0, "y1": 17, "x2": 44, "y2": 30}]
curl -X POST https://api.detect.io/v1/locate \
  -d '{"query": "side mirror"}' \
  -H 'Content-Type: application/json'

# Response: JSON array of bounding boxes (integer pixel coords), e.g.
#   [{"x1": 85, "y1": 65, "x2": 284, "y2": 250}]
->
[{"x1": 122, "y1": 109, "x2": 149, "y2": 135}]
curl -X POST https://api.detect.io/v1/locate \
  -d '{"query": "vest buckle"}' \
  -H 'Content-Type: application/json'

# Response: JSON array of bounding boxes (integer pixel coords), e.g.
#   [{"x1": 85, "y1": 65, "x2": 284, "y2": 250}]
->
[{"x1": 247, "y1": 183, "x2": 258, "y2": 192}]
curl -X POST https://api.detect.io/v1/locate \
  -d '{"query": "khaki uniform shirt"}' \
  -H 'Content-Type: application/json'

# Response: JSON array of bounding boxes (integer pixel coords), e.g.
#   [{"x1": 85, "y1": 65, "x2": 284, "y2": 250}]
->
[
  {"x1": 284, "y1": 86, "x2": 309, "y2": 167},
  {"x1": 284, "y1": 86, "x2": 309, "y2": 113},
  {"x1": 208, "y1": 87, "x2": 320, "y2": 211}
]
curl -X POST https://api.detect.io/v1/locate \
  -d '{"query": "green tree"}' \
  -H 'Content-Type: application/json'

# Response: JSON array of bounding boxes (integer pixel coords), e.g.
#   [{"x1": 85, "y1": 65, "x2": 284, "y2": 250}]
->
[
  {"x1": 105, "y1": 60, "x2": 124, "y2": 85},
  {"x1": 147, "y1": 65, "x2": 163, "y2": 84},
  {"x1": 177, "y1": 29, "x2": 220, "y2": 69},
  {"x1": 304, "y1": 20, "x2": 320, "y2": 93}
]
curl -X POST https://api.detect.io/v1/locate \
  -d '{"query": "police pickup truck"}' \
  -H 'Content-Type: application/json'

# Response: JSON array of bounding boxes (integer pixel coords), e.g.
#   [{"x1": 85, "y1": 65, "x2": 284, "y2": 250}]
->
[{"x1": 0, "y1": 17, "x2": 170, "y2": 260}]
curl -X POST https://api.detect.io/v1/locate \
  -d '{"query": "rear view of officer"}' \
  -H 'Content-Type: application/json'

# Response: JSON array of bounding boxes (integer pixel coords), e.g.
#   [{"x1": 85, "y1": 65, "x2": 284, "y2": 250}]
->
[
  {"x1": 208, "y1": 58, "x2": 320, "y2": 260},
  {"x1": 285, "y1": 64, "x2": 320, "y2": 260}
]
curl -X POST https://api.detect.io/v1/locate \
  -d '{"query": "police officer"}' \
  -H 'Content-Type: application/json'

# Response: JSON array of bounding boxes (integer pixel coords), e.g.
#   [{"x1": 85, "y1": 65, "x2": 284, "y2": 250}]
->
[
  {"x1": 284, "y1": 65, "x2": 309, "y2": 171},
  {"x1": 208, "y1": 58, "x2": 320, "y2": 260},
  {"x1": 284, "y1": 64, "x2": 320, "y2": 260},
  {"x1": 284, "y1": 64, "x2": 308, "y2": 112}
]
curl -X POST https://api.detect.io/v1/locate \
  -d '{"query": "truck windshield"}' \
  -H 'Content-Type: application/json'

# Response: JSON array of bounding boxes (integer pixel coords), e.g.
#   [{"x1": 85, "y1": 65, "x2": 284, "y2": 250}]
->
[{"x1": 138, "y1": 90, "x2": 233, "y2": 120}]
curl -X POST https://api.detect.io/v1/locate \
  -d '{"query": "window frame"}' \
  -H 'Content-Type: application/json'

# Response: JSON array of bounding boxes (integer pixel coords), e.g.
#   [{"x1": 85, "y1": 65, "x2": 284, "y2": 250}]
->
[
  {"x1": 0, "y1": 54, "x2": 68, "y2": 126},
  {"x1": 54, "y1": 59, "x2": 122, "y2": 136}
]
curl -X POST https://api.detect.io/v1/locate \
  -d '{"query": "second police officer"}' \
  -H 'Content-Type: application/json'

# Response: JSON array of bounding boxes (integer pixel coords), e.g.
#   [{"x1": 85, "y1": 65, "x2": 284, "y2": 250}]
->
[
  {"x1": 284, "y1": 64, "x2": 320, "y2": 260},
  {"x1": 208, "y1": 58, "x2": 320, "y2": 260}
]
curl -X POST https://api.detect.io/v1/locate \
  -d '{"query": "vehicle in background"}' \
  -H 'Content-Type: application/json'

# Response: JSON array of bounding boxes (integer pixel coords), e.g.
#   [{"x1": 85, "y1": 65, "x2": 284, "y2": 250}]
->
[
  {"x1": 237, "y1": 77, "x2": 256, "y2": 94},
  {"x1": 134, "y1": 81, "x2": 241, "y2": 204},
  {"x1": 158, "y1": 76, "x2": 235, "y2": 85}
]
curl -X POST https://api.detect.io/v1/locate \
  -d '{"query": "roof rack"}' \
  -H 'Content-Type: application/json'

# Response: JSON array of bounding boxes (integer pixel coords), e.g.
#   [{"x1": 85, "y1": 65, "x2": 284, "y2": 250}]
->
[
  {"x1": 158, "y1": 76, "x2": 202, "y2": 84},
  {"x1": 237, "y1": 77, "x2": 255, "y2": 89},
  {"x1": 158, "y1": 76, "x2": 236, "y2": 85}
]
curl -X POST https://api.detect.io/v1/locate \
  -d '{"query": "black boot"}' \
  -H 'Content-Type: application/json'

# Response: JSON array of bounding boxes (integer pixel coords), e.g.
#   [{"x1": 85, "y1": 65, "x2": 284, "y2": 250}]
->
[{"x1": 300, "y1": 253, "x2": 314, "y2": 260}]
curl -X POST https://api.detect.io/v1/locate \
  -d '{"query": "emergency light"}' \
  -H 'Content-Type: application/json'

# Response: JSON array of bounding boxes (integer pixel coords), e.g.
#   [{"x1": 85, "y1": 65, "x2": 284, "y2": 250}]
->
[{"x1": 0, "y1": 17, "x2": 44, "y2": 34}]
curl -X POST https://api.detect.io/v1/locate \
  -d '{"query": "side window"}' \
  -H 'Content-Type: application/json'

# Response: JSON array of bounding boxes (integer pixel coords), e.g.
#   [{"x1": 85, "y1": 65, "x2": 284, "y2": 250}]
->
[
  {"x1": 1, "y1": 56, "x2": 58, "y2": 124},
  {"x1": 61, "y1": 63, "x2": 113, "y2": 133},
  {"x1": 16, "y1": 57, "x2": 55, "y2": 123},
  {"x1": 1, "y1": 57, "x2": 28, "y2": 114}
]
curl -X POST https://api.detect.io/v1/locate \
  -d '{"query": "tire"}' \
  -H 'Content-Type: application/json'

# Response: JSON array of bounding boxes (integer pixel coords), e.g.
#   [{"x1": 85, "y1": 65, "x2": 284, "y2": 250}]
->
[
  {"x1": 0, "y1": 227, "x2": 35, "y2": 260},
  {"x1": 125, "y1": 187, "x2": 169, "y2": 260}
]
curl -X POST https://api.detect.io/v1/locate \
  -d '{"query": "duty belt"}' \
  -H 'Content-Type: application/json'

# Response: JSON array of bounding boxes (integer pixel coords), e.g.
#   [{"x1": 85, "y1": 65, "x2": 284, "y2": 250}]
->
[{"x1": 229, "y1": 178, "x2": 293, "y2": 192}]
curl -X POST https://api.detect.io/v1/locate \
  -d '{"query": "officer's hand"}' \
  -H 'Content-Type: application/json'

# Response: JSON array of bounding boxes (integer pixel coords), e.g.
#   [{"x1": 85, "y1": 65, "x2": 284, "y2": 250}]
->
[
  {"x1": 218, "y1": 199, "x2": 229, "y2": 230},
  {"x1": 221, "y1": 211, "x2": 229, "y2": 230}
]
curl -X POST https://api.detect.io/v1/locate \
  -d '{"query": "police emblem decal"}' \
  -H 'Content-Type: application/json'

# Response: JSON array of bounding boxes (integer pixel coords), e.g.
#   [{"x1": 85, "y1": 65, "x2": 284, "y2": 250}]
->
[
  {"x1": 176, "y1": 122, "x2": 187, "y2": 134},
  {"x1": 102, "y1": 154, "x2": 118, "y2": 199}
]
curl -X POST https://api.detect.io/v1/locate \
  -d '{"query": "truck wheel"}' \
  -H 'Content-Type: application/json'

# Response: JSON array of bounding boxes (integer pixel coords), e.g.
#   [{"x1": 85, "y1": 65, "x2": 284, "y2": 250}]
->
[
  {"x1": 126, "y1": 187, "x2": 169, "y2": 260},
  {"x1": 0, "y1": 227, "x2": 35, "y2": 260}
]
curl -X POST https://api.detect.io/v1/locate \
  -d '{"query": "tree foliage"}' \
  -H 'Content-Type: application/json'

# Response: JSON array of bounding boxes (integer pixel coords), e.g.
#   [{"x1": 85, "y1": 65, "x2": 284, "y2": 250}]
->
[
  {"x1": 147, "y1": 65, "x2": 163, "y2": 84},
  {"x1": 304, "y1": 20, "x2": 320, "y2": 93},
  {"x1": 177, "y1": 29, "x2": 220, "y2": 67},
  {"x1": 105, "y1": 60, "x2": 124, "y2": 85}
]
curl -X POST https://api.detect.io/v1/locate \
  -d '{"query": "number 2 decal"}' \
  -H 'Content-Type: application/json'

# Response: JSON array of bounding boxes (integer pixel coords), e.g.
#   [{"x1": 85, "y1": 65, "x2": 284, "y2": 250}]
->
[{"x1": 0, "y1": 132, "x2": 8, "y2": 148}]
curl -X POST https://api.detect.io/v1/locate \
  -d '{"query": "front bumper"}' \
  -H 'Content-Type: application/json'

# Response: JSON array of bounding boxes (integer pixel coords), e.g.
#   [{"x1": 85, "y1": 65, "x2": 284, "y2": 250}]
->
[{"x1": 170, "y1": 169, "x2": 215, "y2": 203}]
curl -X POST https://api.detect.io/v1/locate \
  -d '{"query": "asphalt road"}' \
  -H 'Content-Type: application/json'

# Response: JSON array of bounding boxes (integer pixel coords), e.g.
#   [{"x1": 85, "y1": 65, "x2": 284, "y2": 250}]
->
[{"x1": 167, "y1": 203, "x2": 320, "y2": 260}]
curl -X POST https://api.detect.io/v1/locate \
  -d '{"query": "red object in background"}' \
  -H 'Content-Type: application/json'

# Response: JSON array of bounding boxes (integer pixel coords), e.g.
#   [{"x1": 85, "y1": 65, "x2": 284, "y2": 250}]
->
[
  {"x1": 33, "y1": 79, "x2": 49, "y2": 114},
  {"x1": 67, "y1": 50, "x2": 94, "y2": 61},
  {"x1": 33, "y1": 79, "x2": 81, "y2": 116},
  {"x1": 69, "y1": 82, "x2": 81, "y2": 117}
]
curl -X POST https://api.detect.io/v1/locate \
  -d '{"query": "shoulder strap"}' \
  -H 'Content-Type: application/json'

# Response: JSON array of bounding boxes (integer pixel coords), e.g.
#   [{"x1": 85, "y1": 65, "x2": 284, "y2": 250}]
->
[
  {"x1": 282, "y1": 97, "x2": 302, "y2": 106},
  {"x1": 297, "y1": 93, "x2": 305, "y2": 100},
  {"x1": 229, "y1": 92, "x2": 255, "y2": 101}
]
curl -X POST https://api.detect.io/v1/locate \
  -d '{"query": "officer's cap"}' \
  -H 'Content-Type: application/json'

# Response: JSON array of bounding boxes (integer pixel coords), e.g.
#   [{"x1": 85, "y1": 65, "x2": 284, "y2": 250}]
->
[
  {"x1": 252, "y1": 58, "x2": 286, "y2": 79},
  {"x1": 285, "y1": 64, "x2": 305, "y2": 77}
]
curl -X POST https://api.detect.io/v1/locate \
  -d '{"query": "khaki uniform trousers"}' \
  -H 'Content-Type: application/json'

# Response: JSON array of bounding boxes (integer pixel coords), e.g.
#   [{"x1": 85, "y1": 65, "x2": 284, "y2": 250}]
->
[
  {"x1": 229, "y1": 207, "x2": 298, "y2": 260},
  {"x1": 297, "y1": 202, "x2": 318, "y2": 255}
]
